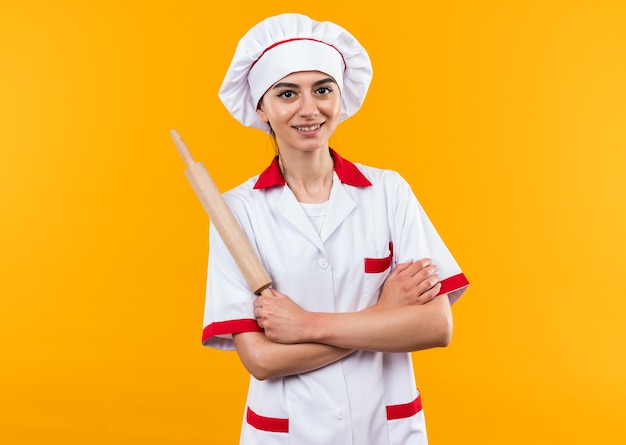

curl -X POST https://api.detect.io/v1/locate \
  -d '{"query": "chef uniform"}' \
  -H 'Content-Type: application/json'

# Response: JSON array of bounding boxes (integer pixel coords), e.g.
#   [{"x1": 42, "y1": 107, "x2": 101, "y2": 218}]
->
[{"x1": 202, "y1": 13, "x2": 469, "y2": 445}]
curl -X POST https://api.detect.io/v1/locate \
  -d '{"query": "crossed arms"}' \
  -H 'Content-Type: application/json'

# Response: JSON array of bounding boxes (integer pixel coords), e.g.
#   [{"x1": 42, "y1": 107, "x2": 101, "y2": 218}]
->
[{"x1": 233, "y1": 258, "x2": 453, "y2": 380}]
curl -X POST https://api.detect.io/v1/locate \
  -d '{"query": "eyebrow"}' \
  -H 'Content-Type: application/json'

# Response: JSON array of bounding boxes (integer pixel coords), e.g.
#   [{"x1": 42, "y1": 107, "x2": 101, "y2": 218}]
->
[{"x1": 271, "y1": 77, "x2": 336, "y2": 90}]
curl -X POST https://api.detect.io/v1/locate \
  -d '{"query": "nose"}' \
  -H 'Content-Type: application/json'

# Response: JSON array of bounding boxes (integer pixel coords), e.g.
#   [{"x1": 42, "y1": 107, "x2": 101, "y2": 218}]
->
[{"x1": 299, "y1": 93, "x2": 319, "y2": 118}]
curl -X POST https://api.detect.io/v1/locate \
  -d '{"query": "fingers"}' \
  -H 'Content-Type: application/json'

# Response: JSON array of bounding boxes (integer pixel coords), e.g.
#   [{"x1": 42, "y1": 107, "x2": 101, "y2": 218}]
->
[
  {"x1": 253, "y1": 299, "x2": 264, "y2": 327},
  {"x1": 253, "y1": 290, "x2": 296, "y2": 329},
  {"x1": 406, "y1": 258, "x2": 436, "y2": 277},
  {"x1": 387, "y1": 260, "x2": 413, "y2": 279},
  {"x1": 253, "y1": 294, "x2": 272, "y2": 326},
  {"x1": 415, "y1": 282, "x2": 442, "y2": 304},
  {"x1": 403, "y1": 258, "x2": 441, "y2": 303},
  {"x1": 403, "y1": 259, "x2": 438, "y2": 283}
]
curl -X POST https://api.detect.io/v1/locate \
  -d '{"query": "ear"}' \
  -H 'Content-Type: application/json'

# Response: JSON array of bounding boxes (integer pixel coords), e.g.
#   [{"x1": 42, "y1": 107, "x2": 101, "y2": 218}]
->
[{"x1": 256, "y1": 105, "x2": 269, "y2": 124}]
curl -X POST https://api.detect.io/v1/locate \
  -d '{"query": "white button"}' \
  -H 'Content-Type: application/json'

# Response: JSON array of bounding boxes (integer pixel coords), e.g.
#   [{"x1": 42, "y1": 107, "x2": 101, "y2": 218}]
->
[
  {"x1": 318, "y1": 258, "x2": 329, "y2": 269},
  {"x1": 335, "y1": 409, "x2": 345, "y2": 419}
]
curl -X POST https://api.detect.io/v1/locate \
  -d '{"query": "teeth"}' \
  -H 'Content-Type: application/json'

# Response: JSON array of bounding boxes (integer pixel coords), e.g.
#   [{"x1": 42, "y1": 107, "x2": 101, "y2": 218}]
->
[{"x1": 295, "y1": 124, "x2": 321, "y2": 131}]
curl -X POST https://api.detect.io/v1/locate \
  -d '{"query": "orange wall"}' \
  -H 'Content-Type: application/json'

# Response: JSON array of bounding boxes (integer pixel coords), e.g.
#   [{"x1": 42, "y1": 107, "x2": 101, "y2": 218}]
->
[{"x1": 1, "y1": 1, "x2": 625, "y2": 444}]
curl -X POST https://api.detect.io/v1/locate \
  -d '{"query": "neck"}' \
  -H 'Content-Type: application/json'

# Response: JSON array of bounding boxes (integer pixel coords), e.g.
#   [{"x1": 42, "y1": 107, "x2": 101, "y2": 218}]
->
[{"x1": 278, "y1": 148, "x2": 334, "y2": 203}]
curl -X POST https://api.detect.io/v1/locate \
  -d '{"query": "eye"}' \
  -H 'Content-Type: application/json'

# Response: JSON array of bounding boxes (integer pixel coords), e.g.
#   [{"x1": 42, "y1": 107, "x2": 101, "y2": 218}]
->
[
  {"x1": 277, "y1": 90, "x2": 296, "y2": 99},
  {"x1": 315, "y1": 86, "x2": 333, "y2": 95}
]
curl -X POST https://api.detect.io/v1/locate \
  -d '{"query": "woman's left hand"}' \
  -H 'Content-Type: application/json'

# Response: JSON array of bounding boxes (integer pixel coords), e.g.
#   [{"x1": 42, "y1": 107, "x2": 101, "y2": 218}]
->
[
  {"x1": 254, "y1": 289, "x2": 312, "y2": 344},
  {"x1": 377, "y1": 258, "x2": 441, "y2": 310}
]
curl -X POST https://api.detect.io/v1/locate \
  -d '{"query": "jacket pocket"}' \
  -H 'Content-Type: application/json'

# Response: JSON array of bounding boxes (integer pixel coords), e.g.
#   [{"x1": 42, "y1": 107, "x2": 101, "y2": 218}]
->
[
  {"x1": 246, "y1": 406, "x2": 289, "y2": 433},
  {"x1": 386, "y1": 393, "x2": 422, "y2": 420},
  {"x1": 386, "y1": 394, "x2": 428, "y2": 444},
  {"x1": 364, "y1": 241, "x2": 394, "y2": 273}
]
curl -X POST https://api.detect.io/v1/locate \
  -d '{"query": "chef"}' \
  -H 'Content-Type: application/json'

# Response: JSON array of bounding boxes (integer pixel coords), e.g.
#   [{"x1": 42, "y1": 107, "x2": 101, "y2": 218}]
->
[{"x1": 201, "y1": 13, "x2": 469, "y2": 444}]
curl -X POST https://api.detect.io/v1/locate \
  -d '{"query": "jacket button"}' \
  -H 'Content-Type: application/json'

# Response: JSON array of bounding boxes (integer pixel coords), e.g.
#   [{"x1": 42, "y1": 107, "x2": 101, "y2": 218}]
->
[
  {"x1": 335, "y1": 409, "x2": 345, "y2": 419},
  {"x1": 318, "y1": 258, "x2": 329, "y2": 269}
]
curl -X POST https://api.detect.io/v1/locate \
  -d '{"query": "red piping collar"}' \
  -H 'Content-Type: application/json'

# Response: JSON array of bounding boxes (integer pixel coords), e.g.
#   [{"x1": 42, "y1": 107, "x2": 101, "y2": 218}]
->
[{"x1": 253, "y1": 149, "x2": 372, "y2": 189}]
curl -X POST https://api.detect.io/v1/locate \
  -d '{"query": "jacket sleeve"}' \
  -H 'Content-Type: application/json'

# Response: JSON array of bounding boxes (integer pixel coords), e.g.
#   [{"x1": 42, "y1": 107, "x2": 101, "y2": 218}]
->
[
  {"x1": 389, "y1": 172, "x2": 469, "y2": 304},
  {"x1": 202, "y1": 192, "x2": 263, "y2": 350}
]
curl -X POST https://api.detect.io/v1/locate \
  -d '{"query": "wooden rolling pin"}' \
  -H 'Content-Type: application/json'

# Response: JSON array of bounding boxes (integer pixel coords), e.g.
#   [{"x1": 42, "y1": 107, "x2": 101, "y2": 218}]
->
[{"x1": 170, "y1": 129, "x2": 273, "y2": 297}]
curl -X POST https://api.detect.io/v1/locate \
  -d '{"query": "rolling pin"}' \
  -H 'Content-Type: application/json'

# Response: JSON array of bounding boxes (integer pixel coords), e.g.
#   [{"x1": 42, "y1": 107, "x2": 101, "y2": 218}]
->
[{"x1": 170, "y1": 129, "x2": 273, "y2": 297}]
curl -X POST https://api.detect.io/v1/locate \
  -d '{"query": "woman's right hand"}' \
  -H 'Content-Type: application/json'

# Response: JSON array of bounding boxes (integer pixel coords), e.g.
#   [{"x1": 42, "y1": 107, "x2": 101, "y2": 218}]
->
[{"x1": 376, "y1": 258, "x2": 441, "y2": 310}]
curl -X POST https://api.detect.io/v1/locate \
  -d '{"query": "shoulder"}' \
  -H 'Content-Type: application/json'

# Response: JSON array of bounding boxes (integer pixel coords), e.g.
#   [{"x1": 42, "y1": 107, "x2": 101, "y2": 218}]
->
[
  {"x1": 352, "y1": 162, "x2": 410, "y2": 190},
  {"x1": 349, "y1": 162, "x2": 420, "y2": 215},
  {"x1": 221, "y1": 175, "x2": 263, "y2": 215},
  {"x1": 224, "y1": 175, "x2": 260, "y2": 198}
]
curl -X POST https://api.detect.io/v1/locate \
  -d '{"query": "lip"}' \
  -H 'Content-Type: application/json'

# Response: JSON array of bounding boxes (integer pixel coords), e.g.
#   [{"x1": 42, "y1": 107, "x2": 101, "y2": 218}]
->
[{"x1": 292, "y1": 123, "x2": 324, "y2": 133}]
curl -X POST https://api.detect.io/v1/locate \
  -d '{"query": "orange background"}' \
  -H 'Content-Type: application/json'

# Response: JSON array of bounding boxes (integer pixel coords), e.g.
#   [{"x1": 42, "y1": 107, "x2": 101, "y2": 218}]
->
[{"x1": 1, "y1": 1, "x2": 625, "y2": 444}]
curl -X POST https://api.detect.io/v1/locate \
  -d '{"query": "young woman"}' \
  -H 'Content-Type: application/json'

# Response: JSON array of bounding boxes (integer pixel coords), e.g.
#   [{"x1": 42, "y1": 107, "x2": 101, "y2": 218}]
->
[{"x1": 202, "y1": 13, "x2": 469, "y2": 444}]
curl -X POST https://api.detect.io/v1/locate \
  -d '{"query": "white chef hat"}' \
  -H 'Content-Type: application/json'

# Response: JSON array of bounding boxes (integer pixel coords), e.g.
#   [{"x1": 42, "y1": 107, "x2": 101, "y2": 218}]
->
[{"x1": 218, "y1": 13, "x2": 373, "y2": 132}]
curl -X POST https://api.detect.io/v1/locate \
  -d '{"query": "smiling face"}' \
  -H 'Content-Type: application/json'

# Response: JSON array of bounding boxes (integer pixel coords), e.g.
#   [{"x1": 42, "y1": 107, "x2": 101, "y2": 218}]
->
[{"x1": 256, "y1": 71, "x2": 342, "y2": 154}]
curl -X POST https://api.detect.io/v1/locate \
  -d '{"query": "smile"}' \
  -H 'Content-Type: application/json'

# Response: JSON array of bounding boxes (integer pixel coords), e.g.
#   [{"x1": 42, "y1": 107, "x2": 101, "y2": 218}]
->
[{"x1": 293, "y1": 124, "x2": 322, "y2": 132}]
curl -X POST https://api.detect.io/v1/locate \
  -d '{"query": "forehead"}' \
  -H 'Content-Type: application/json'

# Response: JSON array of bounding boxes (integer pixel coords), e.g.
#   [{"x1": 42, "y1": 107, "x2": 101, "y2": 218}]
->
[{"x1": 271, "y1": 71, "x2": 337, "y2": 88}]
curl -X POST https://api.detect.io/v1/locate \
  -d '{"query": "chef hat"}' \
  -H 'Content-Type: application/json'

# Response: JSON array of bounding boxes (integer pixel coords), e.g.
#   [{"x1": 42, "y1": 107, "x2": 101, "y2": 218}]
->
[{"x1": 218, "y1": 13, "x2": 373, "y2": 132}]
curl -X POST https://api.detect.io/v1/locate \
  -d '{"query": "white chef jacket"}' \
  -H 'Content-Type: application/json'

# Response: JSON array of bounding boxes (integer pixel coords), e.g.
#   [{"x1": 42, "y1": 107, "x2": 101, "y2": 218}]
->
[{"x1": 202, "y1": 149, "x2": 469, "y2": 445}]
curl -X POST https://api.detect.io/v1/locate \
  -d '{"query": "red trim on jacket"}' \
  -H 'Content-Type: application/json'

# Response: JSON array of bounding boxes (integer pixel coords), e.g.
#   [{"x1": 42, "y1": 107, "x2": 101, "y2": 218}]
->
[
  {"x1": 364, "y1": 242, "x2": 394, "y2": 273},
  {"x1": 253, "y1": 148, "x2": 372, "y2": 189},
  {"x1": 247, "y1": 407, "x2": 289, "y2": 433},
  {"x1": 246, "y1": 394, "x2": 422, "y2": 432},
  {"x1": 202, "y1": 319, "x2": 262, "y2": 343},
  {"x1": 438, "y1": 273, "x2": 470, "y2": 296},
  {"x1": 386, "y1": 394, "x2": 423, "y2": 421}
]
